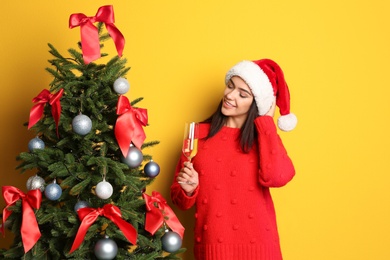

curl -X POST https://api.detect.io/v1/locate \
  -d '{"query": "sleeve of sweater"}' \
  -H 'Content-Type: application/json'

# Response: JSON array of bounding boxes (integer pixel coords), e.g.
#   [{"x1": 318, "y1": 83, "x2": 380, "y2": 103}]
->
[
  {"x1": 255, "y1": 116, "x2": 295, "y2": 187},
  {"x1": 170, "y1": 154, "x2": 199, "y2": 210}
]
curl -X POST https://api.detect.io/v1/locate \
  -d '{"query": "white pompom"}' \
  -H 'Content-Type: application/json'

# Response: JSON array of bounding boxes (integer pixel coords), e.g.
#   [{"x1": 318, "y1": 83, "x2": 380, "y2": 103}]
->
[{"x1": 277, "y1": 113, "x2": 297, "y2": 131}]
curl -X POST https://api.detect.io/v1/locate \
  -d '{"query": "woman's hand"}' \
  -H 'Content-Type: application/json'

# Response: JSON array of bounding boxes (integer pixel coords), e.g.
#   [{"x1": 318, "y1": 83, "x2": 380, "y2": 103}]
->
[
  {"x1": 177, "y1": 161, "x2": 199, "y2": 196},
  {"x1": 265, "y1": 100, "x2": 276, "y2": 117}
]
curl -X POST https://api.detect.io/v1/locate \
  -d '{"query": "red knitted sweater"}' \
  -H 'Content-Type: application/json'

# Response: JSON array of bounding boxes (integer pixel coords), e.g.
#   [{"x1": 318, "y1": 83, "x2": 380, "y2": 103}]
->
[{"x1": 171, "y1": 116, "x2": 295, "y2": 260}]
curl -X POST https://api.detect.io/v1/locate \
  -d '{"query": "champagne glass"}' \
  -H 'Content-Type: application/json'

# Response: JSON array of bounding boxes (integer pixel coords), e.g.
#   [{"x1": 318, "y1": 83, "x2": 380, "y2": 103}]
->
[
  {"x1": 182, "y1": 122, "x2": 199, "y2": 162},
  {"x1": 179, "y1": 122, "x2": 199, "y2": 185}
]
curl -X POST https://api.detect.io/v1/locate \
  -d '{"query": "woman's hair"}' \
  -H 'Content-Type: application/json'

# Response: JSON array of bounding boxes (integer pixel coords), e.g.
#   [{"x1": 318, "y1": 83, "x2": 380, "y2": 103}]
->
[{"x1": 203, "y1": 100, "x2": 258, "y2": 153}]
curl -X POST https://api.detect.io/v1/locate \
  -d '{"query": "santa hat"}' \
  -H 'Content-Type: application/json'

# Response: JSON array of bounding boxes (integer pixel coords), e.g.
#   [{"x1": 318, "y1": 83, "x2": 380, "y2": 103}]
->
[{"x1": 225, "y1": 58, "x2": 297, "y2": 131}]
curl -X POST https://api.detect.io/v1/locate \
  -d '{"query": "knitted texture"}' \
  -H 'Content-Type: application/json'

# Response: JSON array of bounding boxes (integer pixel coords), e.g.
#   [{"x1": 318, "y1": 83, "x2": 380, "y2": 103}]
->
[{"x1": 171, "y1": 116, "x2": 295, "y2": 260}]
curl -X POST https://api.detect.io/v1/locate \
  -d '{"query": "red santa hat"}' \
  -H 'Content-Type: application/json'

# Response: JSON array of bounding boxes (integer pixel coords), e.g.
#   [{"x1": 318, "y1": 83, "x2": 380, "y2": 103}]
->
[{"x1": 225, "y1": 58, "x2": 297, "y2": 131}]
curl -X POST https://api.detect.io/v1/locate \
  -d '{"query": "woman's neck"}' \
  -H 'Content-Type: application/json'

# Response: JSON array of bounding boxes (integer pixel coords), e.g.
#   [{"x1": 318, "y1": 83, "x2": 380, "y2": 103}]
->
[{"x1": 225, "y1": 117, "x2": 245, "y2": 128}]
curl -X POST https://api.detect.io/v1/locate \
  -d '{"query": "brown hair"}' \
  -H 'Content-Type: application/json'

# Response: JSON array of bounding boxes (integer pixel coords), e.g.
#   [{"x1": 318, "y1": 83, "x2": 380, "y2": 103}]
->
[{"x1": 203, "y1": 100, "x2": 258, "y2": 153}]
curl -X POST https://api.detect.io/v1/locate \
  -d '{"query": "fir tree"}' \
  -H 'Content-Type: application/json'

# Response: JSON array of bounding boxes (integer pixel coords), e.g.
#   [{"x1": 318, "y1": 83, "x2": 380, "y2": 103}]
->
[{"x1": 0, "y1": 22, "x2": 184, "y2": 259}]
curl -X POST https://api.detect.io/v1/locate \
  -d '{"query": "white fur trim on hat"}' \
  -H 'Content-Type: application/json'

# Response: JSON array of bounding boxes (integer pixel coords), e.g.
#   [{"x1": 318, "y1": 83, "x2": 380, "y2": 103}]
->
[{"x1": 225, "y1": 61, "x2": 275, "y2": 116}]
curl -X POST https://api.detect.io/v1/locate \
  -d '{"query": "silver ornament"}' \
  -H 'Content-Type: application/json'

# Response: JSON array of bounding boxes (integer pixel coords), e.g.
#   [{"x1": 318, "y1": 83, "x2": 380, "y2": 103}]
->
[
  {"x1": 144, "y1": 160, "x2": 160, "y2": 178},
  {"x1": 121, "y1": 146, "x2": 143, "y2": 168},
  {"x1": 26, "y1": 175, "x2": 45, "y2": 192},
  {"x1": 94, "y1": 236, "x2": 118, "y2": 260},
  {"x1": 161, "y1": 230, "x2": 182, "y2": 253},
  {"x1": 72, "y1": 114, "x2": 92, "y2": 135},
  {"x1": 74, "y1": 200, "x2": 90, "y2": 212},
  {"x1": 113, "y1": 77, "x2": 130, "y2": 94},
  {"x1": 28, "y1": 137, "x2": 45, "y2": 152},
  {"x1": 95, "y1": 179, "x2": 113, "y2": 199},
  {"x1": 45, "y1": 181, "x2": 62, "y2": 201}
]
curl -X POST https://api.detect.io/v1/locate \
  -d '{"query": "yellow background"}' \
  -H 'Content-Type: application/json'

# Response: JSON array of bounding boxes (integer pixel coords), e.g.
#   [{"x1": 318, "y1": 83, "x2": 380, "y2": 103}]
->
[{"x1": 1, "y1": 1, "x2": 389, "y2": 259}]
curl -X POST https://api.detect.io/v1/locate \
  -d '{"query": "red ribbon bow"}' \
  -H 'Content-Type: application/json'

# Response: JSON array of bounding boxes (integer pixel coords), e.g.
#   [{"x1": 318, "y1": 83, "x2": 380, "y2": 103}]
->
[
  {"x1": 28, "y1": 88, "x2": 64, "y2": 137},
  {"x1": 1, "y1": 186, "x2": 42, "y2": 253},
  {"x1": 142, "y1": 191, "x2": 185, "y2": 238},
  {"x1": 69, "y1": 5, "x2": 125, "y2": 64},
  {"x1": 115, "y1": 95, "x2": 148, "y2": 157},
  {"x1": 70, "y1": 204, "x2": 137, "y2": 253}
]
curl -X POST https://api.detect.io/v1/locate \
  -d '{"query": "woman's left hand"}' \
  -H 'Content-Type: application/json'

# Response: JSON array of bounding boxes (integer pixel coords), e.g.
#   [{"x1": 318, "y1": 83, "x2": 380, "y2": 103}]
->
[{"x1": 265, "y1": 100, "x2": 276, "y2": 117}]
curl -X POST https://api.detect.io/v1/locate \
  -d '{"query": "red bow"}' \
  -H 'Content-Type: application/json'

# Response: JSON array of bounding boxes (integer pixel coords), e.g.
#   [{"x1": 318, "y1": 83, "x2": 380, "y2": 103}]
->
[
  {"x1": 28, "y1": 89, "x2": 63, "y2": 137},
  {"x1": 1, "y1": 186, "x2": 42, "y2": 253},
  {"x1": 115, "y1": 95, "x2": 148, "y2": 157},
  {"x1": 69, "y1": 5, "x2": 125, "y2": 64},
  {"x1": 70, "y1": 204, "x2": 137, "y2": 253},
  {"x1": 142, "y1": 191, "x2": 185, "y2": 238}
]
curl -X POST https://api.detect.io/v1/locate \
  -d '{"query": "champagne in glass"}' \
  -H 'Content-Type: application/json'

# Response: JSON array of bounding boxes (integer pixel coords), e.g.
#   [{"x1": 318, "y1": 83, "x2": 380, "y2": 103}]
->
[{"x1": 182, "y1": 122, "x2": 199, "y2": 162}]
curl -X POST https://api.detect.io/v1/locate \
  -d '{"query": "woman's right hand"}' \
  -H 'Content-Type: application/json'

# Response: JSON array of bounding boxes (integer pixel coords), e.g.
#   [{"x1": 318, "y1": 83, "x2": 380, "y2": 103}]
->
[{"x1": 177, "y1": 161, "x2": 199, "y2": 196}]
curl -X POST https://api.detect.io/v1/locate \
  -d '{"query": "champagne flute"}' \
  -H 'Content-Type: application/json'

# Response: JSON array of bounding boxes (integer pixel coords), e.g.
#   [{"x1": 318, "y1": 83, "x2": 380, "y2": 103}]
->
[
  {"x1": 179, "y1": 122, "x2": 199, "y2": 185},
  {"x1": 182, "y1": 122, "x2": 199, "y2": 162}
]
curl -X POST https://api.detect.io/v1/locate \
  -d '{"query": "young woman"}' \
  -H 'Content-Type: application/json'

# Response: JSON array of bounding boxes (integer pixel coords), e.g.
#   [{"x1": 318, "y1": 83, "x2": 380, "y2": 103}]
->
[{"x1": 170, "y1": 59, "x2": 297, "y2": 260}]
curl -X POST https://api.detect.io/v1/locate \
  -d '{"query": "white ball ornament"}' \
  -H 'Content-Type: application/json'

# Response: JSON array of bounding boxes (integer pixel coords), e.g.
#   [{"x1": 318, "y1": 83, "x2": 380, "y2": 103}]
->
[
  {"x1": 28, "y1": 137, "x2": 45, "y2": 152},
  {"x1": 113, "y1": 77, "x2": 130, "y2": 94},
  {"x1": 26, "y1": 175, "x2": 45, "y2": 192},
  {"x1": 72, "y1": 114, "x2": 92, "y2": 135},
  {"x1": 95, "y1": 179, "x2": 113, "y2": 199},
  {"x1": 121, "y1": 145, "x2": 143, "y2": 168},
  {"x1": 94, "y1": 236, "x2": 118, "y2": 260}
]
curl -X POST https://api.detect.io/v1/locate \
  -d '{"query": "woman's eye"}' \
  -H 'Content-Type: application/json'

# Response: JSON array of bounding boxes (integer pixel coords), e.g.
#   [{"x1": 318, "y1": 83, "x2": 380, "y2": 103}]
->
[{"x1": 240, "y1": 92, "x2": 250, "y2": 98}]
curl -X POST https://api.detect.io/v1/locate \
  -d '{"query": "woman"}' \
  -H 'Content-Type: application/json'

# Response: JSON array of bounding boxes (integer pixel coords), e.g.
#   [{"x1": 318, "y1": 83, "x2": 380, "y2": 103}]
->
[{"x1": 170, "y1": 59, "x2": 297, "y2": 260}]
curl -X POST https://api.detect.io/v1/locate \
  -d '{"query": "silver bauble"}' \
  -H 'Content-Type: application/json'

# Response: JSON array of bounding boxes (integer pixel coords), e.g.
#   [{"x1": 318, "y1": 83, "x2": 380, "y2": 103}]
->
[
  {"x1": 161, "y1": 230, "x2": 182, "y2": 253},
  {"x1": 94, "y1": 236, "x2": 118, "y2": 260},
  {"x1": 74, "y1": 200, "x2": 90, "y2": 212},
  {"x1": 45, "y1": 181, "x2": 62, "y2": 201},
  {"x1": 95, "y1": 179, "x2": 113, "y2": 199},
  {"x1": 144, "y1": 160, "x2": 160, "y2": 178},
  {"x1": 26, "y1": 175, "x2": 45, "y2": 192},
  {"x1": 121, "y1": 146, "x2": 143, "y2": 168},
  {"x1": 72, "y1": 114, "x2": 92, "y2": 135},
  {"x1": 113, "y1": 77, "x2": 130, "y2": 94},
  {"x1": 28, "y1": 137, "x2": 45, "y2": 152}
]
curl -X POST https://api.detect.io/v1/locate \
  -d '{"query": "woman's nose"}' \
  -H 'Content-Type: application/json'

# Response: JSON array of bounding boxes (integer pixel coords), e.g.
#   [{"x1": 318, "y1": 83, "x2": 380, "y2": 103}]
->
[{"x1": 226, "y1": 89, "x2": 237, "y2": 99}]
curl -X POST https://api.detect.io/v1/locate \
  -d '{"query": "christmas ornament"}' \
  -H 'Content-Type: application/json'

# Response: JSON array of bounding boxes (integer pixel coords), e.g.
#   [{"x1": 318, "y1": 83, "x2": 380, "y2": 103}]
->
[
  {"x1": 44, "y1": 180, "x2": 62, "y2": 201},
  {"x1": 26, "y1": 175, "x2": 45, "y2": 192},
  {"x1": 74, "y1": 200, "x2": 90, "y2": 212},
  {"x1": 1, "y1": 186, "x2": 42, "y2": 253},
  {"x1": 113, "y1": 77, "x2": 130, "y2": 94},
  {"x1": 115, "y1": 95, "x2": 148, "y2": 157},
  {"x1": 94, "y1": 236, "x2": 118, "y2": 260},
  {"x1": 72, "y1": 114, "x2": 92, "y2": 135},
  {"x1": 121, "y1": 145, "x2": 143, "y2": 168},
  {"x1": 28, "y1": 137, "x2": 45, "y2": 152},
  {"x1": 142, "y1": 191, "x2": 185, "y2": 238},
  {"x1": 144, "y1": 160, "x2": 160, "y2": 178},
  {"x1": 69, "y1": 5, "x2": 125, "y2": 64},
  {"x1": 95, "y1": 179, "x2": 113, "y2": 199},
  {"x1": 161, "y1": 230, "x2": 182, "y2": 253},
  {"x1": 28, "y1": 88, "x2": 64, "y2": 137},
  {"x1": 70, "y1": 204, "x2": 137, "y2": 253}
]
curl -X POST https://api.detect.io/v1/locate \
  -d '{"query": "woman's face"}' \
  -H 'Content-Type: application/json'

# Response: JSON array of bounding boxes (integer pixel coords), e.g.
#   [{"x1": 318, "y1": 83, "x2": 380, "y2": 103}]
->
[{"x1": 221, "y1": 76, "x2": 254, "y2": 126}]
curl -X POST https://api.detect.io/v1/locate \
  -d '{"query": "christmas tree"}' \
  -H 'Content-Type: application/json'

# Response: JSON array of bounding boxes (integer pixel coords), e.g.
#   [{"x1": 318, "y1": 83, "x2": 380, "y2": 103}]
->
[{"x1": 0, "y1": 5, "x2": 185, "y2": 260}]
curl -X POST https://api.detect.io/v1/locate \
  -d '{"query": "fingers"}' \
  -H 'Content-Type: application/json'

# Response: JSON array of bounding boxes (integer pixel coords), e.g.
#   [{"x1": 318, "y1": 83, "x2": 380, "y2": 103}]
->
[
  {"x1": 265, "y1": 100, "x2": 276, "y2": 117},
  {"x1": 177, "y1": 162, "x2": 198, "y2": 186}
]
